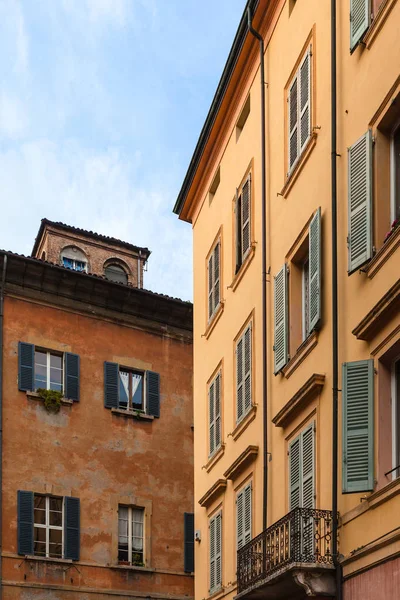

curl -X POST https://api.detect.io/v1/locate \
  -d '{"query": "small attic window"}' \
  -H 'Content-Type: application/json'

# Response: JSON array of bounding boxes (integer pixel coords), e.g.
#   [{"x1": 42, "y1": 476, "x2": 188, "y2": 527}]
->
[
  {"x1": 105, "y1": 264, "x2": 128, "y2": 284},
  {"x1": 61, "y1": 246, "x2": 87, "y2": 272},
  {"x1": 209, "y1": 167, "x2": 221, "y2": 205},
  {"x1": 236, "y1": 95, "x2": 250, "y2": 141}
]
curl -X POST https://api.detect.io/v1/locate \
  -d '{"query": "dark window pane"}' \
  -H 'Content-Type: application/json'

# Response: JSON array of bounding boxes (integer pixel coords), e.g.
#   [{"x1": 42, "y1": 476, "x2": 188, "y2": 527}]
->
[
  {"x1": 34, "y1": 495, "x2": 46, "y2": 509},
  {"x1": 119, "y1": 371, "x2": 129, "y2": 408},
  {"x1": 50, "y1": 354, "x2": 62, "y2": 369},
  {"x1": 50, "y1": 511, "x2": 62, "y2": 527},
  {"x1": 50, "y1": 368, "x2": 62, "y2": 385},
  {"x1": 34, "y1": 509, "x2": 46, "y2": 525},
  {"x1": 118, "y1": 547, "x2": 129, "y2": 562},
  {"x1": 34, "y1": 541, "x2": 46, "y2": 556},
  {"x1": 35, "y1": 351, "x2": 47, "y2": 367},
  {"x1": 49, "y1": 529, "x2": 62, "y2": 545},
  {"x1": 34, "y1": 527, "x2": 46, "y2": 542},
  {"x1": 49, "y1": 497, "x2": 62, "y2": 512},
  {"x1": 132, "y1": 374, "x2": 143, "y2": 409}
]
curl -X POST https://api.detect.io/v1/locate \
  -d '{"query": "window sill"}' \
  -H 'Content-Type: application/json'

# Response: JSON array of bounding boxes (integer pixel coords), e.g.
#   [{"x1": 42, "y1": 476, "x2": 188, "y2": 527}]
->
[
  {"x1": 229, "y1": 245, "x2": 256, "y2": 292},
  {"x1": 111, "y1": 408, "x2": 154, "y2": 421},
  {"x1": 272, "y1": 373, "x2": 325, "y2": 428},
  {"x1": 199, "y1": 478, "x2": 227, "y2": 508},
  {"x1": 203, "y1": 302, "x2": 225, "y2": 340},
  {"x1": 203, "y1": 444, "x2": 225, "y2": 473},
  {"x1": 111, "y1": 563, "x2": 153, "y2": 573},
  {"x1": 281, "y1": 330, "x2": 319, "y2": 379},
  {"x1": 230, "y1": 405, "x2": 257, "y2": 441},
  {"x1": 24, "y1": 555, "x2": 73, "y2": 564},
  {"x1": 363, "y1": 0, "x2": 397, "y2": 50},
  {"x1": 365, "y1": 224, "x2": 400, "y2": 279},
  {"x1": 341, "y1": 476, "x2": 400, "y2": 527},
  {"x1": 26, "y1": 391, "x2": 73, "y2": 406},
  {"x1": 207, "y1": 587, "x2": 224, "y2": 600},
  {"x1": 280, "y1": 133, "x2": 318, "y2": 199}
]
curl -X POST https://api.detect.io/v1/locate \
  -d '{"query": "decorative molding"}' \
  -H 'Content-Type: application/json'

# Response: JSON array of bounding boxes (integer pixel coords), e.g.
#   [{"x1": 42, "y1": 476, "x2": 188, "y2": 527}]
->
[
  {"x1": 273, "y1": 374, "x2": 325, "y2": 428},
  {"x1": 364, "y1": 0, "x2": 398, "y2": 50},
  {"x1": 230, "y1": 245, "x2": 256, "y2": 292},
  {"x1": 26, "y1": 391, "x2": 73, "y2": 407},
  {"x1": 223, "y1": 445, "x2": 258, "y2": 481},
  {"x1": 111, "y1": 408, "x2": 154, "y2": 421},
  {"x1": 199, "y1": 479, "x2": 227, "y2": 508},
  {"x1": 365, "y1": 224, "x2": 400, "y2": 279},
  {"x1": 352, "y1": 279, "x2": 400, "y2": 340},
  {"x1": 280, "y1": 134, "x2": 318, "y2": 199},
  {"x1": 203, "y1": 302, "x2": 225, "y2": 340},
  {"x1": 204, "y1": 444, "x2": 225, "y2": 473},
  {"x1": 230, "y1": 405, "x2": 257, "y2": 441},
  {"x1": 282, "y1": 331, "x2": 318, "y2": 379}
]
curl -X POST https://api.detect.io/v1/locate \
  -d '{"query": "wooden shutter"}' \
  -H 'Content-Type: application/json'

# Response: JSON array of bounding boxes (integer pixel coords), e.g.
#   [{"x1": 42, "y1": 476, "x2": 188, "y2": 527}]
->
[
  {"x1": 104, "y1": 362, "x2": 119, "y2": 409},
  {"x1": 288, "y1": 76, "x2": 299, "y2": 171},
  {"x1": 236, "y1": 325, "x2": 252, "y2": 422},
  {"x1": 210, "y1": 512, "x2": 222, "y2": 592},
  {"x1": 184, "y1": 512, "x2": 194, "y2": 573},
  {"x1": 65, "y1": 353, "x2": 80, "y2": 401},
  {"x1": 301, "y1": 425, "x2": 315, "y2": 509},
  {"x1": 289, "y1": 436, "x2": 301, "y2": 510},
  {"x1": 18, "y1": 342, "x2": 34, "y2": 392},
  {"x1": 273, "y1": 265, "x2": 288, "y2": 373},
  {"x1": 350, "y1": 0, "x2": 370, "y2": 51},
  {"x1": 64, "y1": 496, "x2": 80, "y2": 560},
  {"x1": 208, "y1": 253, "x2": 214, "y2": 320},
  {"x1": 215, "y1": 373, "x2": 221, "y2": 450},
  {"x1": 235, "y1": 189, "x2": 242, "y2": 273},
  {"x1": 342, "y1": 360, "x2": 374, "y2": 493},
  {"x1": 17, "y1": 490, "x2": 34, "y2": 555},
  {"x1": 308, "y1": 208, "x2": 321, "y2": 332},
  {"x1": 348, "y1": 130, "x2": 373, "y2": 273},
  {"x1": 241, "y1": 175, "x2": 251, "y2": 259},
  {"x1": 213, "y1": 242, "x2": 220, "y2": 312},
  {"x1": 209, "y1": 380, "x2": 216, "y2": 455},
  {"x1": 299, "y1": 49, "x2": 311, "y2": 152},
  {"x1": 236, "y1": 336, "x2": 244, "y2": 422},
  {"x1": 146, "y1": 371, "x2": 160, "y2": 417},
  {"x1": 237, "y1": 483, "x2": 252, "y2": 550},
  {"x1": 244, "y1": 325, "x2": 252, "y2": 413}
]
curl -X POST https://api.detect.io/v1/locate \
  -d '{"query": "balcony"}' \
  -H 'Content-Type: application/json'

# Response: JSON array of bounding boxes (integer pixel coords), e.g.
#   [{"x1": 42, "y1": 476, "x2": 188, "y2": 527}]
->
[{"x1": 237, "y1": 508, "x2": 336, "y2": 600}]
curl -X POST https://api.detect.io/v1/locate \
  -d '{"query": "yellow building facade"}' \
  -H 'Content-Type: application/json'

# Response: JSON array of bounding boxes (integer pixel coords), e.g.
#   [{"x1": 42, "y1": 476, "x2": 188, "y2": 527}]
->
[{"x1": 174, "y1": 1, "x2": 400, "y2": 599}]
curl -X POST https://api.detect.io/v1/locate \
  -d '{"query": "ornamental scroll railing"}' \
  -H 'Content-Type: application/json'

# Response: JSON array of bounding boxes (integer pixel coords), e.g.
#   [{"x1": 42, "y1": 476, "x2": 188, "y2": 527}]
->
[{"x1": 237, "y1": 508, "x2": 335, "y2": 594}]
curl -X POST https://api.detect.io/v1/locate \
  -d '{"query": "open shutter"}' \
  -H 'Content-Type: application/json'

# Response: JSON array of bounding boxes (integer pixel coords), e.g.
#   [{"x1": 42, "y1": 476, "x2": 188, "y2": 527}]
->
[
  {"x1": 289, "y1": 436, "x2": 301, "y2": 510},
  {"x1": 235, "y1": 189, "x2": 242, "y2": 273},
  {"x1": 64, "y1": 496, "x2": 80, "y2": 560},
  {"x1": 243, "y1": 483, "x2": 252, "y2": 545},
  {"x1": 243, "y1": 325, "x2": 252, "y2": 414},
  {"x1": 299, "y1": 49, "x2": 311, "y2": 152},
  {"x1": 301, "y1": 424, "x2": 315, "y2": 509},
  {"x1": 17, "y1": 490, "x2": 34, "y2": 555},
  {"x1": 146, "y1": 371, "x2": 160, "y2": 418},
  {"x1": 184, "y1": 512, "x2": 194, "y2": 573},
  {"x1": 215, "y1": 512, "x2": 222, "y2": 590},
  {"x1": 350, "y1": 0, "x2": 370, "y2": 51},
  {"x1": 213, "y1": 242, "x2": 220, "y2": 312},
  {"x1": 104, "y1": 362, "x2": 119, "y2": 409},
  {"x1": 208, "y1": 253, "x2": 214, "y2": 319},
  {"x1": 209, "y1": 380, "x2": 216, "y2": 456},
  {"x1": 237, "y1": 489, "x2": 244, "y2": 550},
  {"x1": 342, "y1": 360, "x2": 374, "y2": 493},
  {"x1": 65, "y1": 353, "x2": 80, "y2": 401},
  {"x1": 210, "y1": 515, "x2": 216, "y2": 591},
  {"x1": 241, "y1": 175, "x2": 251, "y2": 259},
  {"x1": 309, "y1": 208, "x2": 321, "y2": 331},
  {"x1": 348, "y1": 130, "x2": 373, "y2": 273},
  {"x1": 288, "y1": 76, "x2": 299, "y2": 171},
  {"x1": 274, "y1": 265, "x2": 288, "y2": 373},
  {"x1": 236, "y1": 337, "x2": 244, "y2": 422},
  {"x1": 18, "y1": 342, "x2": 34, "y2": 392},
  {"x1": 215, "y1": 373, "x2": 221, "y2": 451}
]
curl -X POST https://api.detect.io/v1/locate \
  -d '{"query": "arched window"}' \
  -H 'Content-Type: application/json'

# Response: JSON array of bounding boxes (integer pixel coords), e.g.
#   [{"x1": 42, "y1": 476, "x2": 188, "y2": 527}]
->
[
  {"x1": 60, "y1": 246, "x2": 87, "y2": 272},
  {"x1": 104, "y1": 264, "x2": 128, "y2": 284}
]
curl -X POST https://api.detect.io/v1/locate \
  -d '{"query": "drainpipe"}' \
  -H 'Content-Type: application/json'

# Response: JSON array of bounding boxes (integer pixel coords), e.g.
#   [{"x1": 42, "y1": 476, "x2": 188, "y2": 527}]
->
[
  {"x1": 0, "y1": 254, "x2": 8, "y2": 599},
  {"x1": 247, "y1": 8, "x2": 268, "y2": 533},
  {"x1": 330, "y1": 1, "x2": 342, "y2": 598}
]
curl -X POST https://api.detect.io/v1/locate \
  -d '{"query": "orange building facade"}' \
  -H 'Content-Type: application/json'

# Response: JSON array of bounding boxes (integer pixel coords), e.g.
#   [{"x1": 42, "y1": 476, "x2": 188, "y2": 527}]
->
[
  {"x1": 0, "y1": 222, "x2": 194, "y2": 599},
  {"x1": 174, "y1": 1, "x2": 400, "y2": 599}
]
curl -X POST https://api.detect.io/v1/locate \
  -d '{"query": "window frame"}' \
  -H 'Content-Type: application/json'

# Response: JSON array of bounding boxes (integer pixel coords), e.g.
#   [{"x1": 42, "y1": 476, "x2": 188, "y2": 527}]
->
[
  {"x1": 118, "y1": 367, "x2": 146, "y2": 412},
  {"x1": 391, "y1": 354, "x2": 400, "y2": 480},
  {"x1": 235, "y1": 321, "x2": 253, "y2": 424},
  {"x1": 301, "y1": 256, "x2": 310, "y2": 342},
  {"x1": 33, "y1": 494, "x2": 64, "y2": 559},
  {"x1": 234, "y1": 171, "x2": 252, "y2": 274},
  {"x1": 390, "y1": 118, "x2": 400, "y2": 223},
  {"x1": 118, "y1": 505, "x2": 145, "y2": 566},
  {"x1": 209, "y1": 510, "x2": 222, "y2": 594},
  {"x1": 208, "y1": 369, "x2": 222, "y2": 458},
  {"x1": 207, "y1": 239, "x2": 221, "y2": 322},
  {"x1": 34, "y1": 348, "x2": 64, "y2": 394},
  {"x1": 287, "y1": 45, "x2": 312, "y2": 176}
]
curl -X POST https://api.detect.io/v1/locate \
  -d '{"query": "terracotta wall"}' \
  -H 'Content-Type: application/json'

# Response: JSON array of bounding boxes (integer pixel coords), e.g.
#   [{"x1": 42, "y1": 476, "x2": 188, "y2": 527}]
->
[{"x1": 343, "y1": 557, "x2": 400, "y2": 600}]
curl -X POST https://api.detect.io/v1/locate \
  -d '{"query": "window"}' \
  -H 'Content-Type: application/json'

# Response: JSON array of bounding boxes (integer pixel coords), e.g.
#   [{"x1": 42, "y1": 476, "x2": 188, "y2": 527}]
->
[
  {"x1": 208, "y1": 241, "x2": 220, "y2": 320},
  {"x1": 119, "y1": 369, "x2": 144, "y2": 411},
  {"x1": 209, "y1": 371, "x2": 221, "y2": 456},
  {"x1": 287, "y1": 46, "x2": 311, "y2": 174},
  {"x1": 236, "y1": 95, "x2": 250, "y2": 140},
  {"x1": 391, "y1": 122, "x2": 400, "y2": 223},
  {"x1": 391, "y1": 357, "x2": 400, "y2": 479},
  {"x1": 236, "y1": 323, "x2": 252, "y2": 423},
  {"x1": 209, "y1": 511, "x2": 222, "y2": 593},
  {"x1": 209, "y1": 167, "x2": 221, "y2": 204},
  {"x1": 289, "y1": 424, "x2": 315, "y2": 510},
  {"x1": 302, "y1": 257, "x2": 310, "y2": 340},
  {"x1": 34, "y1": 350, "x2": 63, "y2": 393},
  {"x1": 237, "y1": 482, "x2": 251, "y2": 551},
  {"x1": 105, "y1": 264, "x2": 128, "y2": 284},
  {"x1": 34, "y1": 495, "x2": 63, "y2": 558},
  {"x1": 60, "y1": 246, "x2": 87, "y2": 272},
  {"x1": 235, "y1": 174, "x2": 251, "y2": 273},
  {"x1": 118, "y1": 506, "x2": 145, "y2": 566},
  {"x1": 350, "y1": 0, "x2": 388, "y2": 51}
]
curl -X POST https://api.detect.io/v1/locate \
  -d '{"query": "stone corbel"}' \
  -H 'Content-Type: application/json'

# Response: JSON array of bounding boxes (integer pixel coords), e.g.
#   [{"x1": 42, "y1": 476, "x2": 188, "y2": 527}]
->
[{"x1": 292, "y1": 570, "x2": 336, "y2": 597}]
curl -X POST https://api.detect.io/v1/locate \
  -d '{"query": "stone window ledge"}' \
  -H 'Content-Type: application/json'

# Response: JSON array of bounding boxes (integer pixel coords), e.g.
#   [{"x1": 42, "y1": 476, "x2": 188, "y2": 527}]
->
[
  {"x1": 199, "y1": 479, "x2": 227, "y2": 508},
  {"x1": 203, "y1": 302, "x2": 224, "y2": 340},
  {"x1": 341, "y1": 476, "x2": 400, "y2": 527},
  {"x1": 282, "y1": 330, "x2": 318, "y2": 379},
  {"x1": 224, "y1": 445, "x2": 258, "y2": 481},
  {"x1": 111, "y1": 563, "x2": 153, "y2": 573},
  {"x1": 363, "y1": 0, "x2": 397, "y2": 50},
  {"x1": 111, "y1": 408, "x2": 154, "y2": 421},
  {"x1": 230, "y1": 405, "x2": 257, "y2": 441},
  {"x1": 364, "y1": 224, "x2": 400, "y2": 279},
  {"x1": 280, "y1": 133, "x2": 318, "y2": 199},
  {"x1": 24, "y1": 555, "x2": 73, "y2": 565},
  {"x1": 26, "y1": 391, "x2": 73, "y2": 406},
  {"x1": 273, "y1": 374, "x2": 325, "y2": 428},
  {"x1": 352, "y1": 278, "x2": 400, "y2": 341},
  {"x1": 203, "y1": 444, "x2": 225, "y2": 473},
  {"x1": 229, "y1": 245, "x2": 256, "y2": 292}
]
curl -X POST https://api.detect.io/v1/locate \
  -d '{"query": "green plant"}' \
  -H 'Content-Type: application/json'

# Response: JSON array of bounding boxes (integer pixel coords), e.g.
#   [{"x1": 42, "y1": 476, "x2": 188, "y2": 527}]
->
[
  {"x1": 37, "y1": 388, "x2": 63, "y2": 413},
  {"x1": 131, "y1": 553, "x2": 144, "y2": 567}
]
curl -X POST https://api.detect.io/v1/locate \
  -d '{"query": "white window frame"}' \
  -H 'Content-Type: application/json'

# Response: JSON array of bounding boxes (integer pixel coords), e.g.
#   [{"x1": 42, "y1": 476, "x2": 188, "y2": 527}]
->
[
  {"x1": 62, "y1": 257, "x2": 87, "y2": 272},
  {"x1": 287, "y1": 45, "x2": 312, "y2": 175},
  {"x1": 390, "y1": 118, "x2": 400, "y2": 223},
  {"x1": 302, "y1": 256, "x2": 310, "y2": 341},
  {"x1": 391, "y1": 354, "x2": 400, "y2": 481},
  {"x1": 34, "y1": 349, "x2": 64, "y2": 393},
  {"x1": 118, "y1": 368, "x2": 146, "y2": 412},
  {"x1": 34, "y1": 495, "x2": 64, "y2": 559},
  {"x1": 118, "y1": 505, "x2": 145, "y2": 566}
]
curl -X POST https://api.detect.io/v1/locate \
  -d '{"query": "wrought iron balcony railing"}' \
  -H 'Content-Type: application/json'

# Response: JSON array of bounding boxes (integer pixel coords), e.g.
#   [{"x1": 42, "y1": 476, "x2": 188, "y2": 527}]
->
[{"x1": 237, "y1": 507, "x2": 335, "y2": 594}]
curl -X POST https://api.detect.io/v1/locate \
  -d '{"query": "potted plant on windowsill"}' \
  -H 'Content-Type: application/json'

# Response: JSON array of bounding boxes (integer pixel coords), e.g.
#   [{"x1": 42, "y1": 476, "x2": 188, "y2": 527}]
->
[
  {"x1": 384, "y1": 218, "x2": 399, "y2": 243},
  {"x1": 36, "y1": 388, "x2": 63, "y2": 413},
  {"x1": 131, "y1": 553, "x2": 145, "y2": 567}
]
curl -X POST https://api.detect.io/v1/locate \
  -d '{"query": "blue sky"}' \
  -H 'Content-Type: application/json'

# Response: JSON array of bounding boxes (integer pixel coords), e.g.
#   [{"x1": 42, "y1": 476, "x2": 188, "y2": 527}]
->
[{"x1": 0, "y1": 0, "x2": 245, "y2": 300}]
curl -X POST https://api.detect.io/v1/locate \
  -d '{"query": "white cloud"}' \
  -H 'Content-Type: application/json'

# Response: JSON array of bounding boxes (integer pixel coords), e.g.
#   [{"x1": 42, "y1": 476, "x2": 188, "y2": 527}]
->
[{"x1": 0, "y1": 92, "x2": 29, "y2": 139}]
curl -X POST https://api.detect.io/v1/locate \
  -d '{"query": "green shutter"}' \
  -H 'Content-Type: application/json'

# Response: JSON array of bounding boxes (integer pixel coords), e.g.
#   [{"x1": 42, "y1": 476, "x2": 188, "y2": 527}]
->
[
  {"x1": 146, "y1": 371, "x2": 160, "y2": 418},
  {"x1": 236, "y1": 336, "x2": 244, "y2": 422},
  {"x1": 208, "y1": 253, "x2": 214, "y2": 320},
  {"x1": 18, "y1": 342, "x2": 34, "y2": 392},
  {"x1": 210, "y1": 512, "x2": 222, "y2": 593},
  {"x1": 215, "y1": 373, "x2": 221, "y2": 451},
  {"x1": 299, "y1": 49, "x2": 311, "y2": 152},
  {"x1": 243, "y1": 324, "x2": 252, "y2": 414},
  {"x1": 209, "y1": 380, "x2": 215, "y2": 456},
  {"x1": 274, "y1": 265, "x2": 288, "y2": 373},
  {"x1": 104, "y1": 362, "x2": 119, "y2": 409},
  {"x1": 236, "y1": 483, "x2": 252, "y2": 558},
  {"x1": 64, "y1": 497, "x2": 80, "y2": 560},
  {"x1": 213, "y1": 242, "x2": 220, "y2": 312},
  {"x1": 301, "y1": 424, "x2": 315, "y2": 509},
  {"x1": 65, "y1": 353, "x2": 80, "y2": 401},
  {"x1": 350, "y1": 0, "x2": 370, "y2": 52},
  {"x1": 17, "y1": 490, "x2": 34, "y2": 555},
  {"x1": 342, "y1": 359, "x2": 374, "y2": 493},
  {"x1": 184, "y1": 512, "x2": 194, "y2": 573},
  {"x1": 241, "y1": 175, "x2": 251, "y2": 259},
  {"x1": 309, "y1": 208, "x2": 321, "y2": 332},
  {"x1": 235, "y1": 189, "x2": 242, "y2": 273},
  {"x1": 289, "y1": 435, "x2": 301, "y2": 510},
  {"x1": 288, "y1": 75, "x2": 299, "y2": 171},
  {"x1": 348, "y1": 130, "x2": 373, "y2": 273}
]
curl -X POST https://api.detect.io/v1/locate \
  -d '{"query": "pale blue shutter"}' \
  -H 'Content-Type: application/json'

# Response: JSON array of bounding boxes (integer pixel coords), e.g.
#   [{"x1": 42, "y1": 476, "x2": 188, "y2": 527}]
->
[
  {"x1": 243, "y1": 324, "x2": 252, "y2": 414},
  {"x1": 348, "y1": 130, "x2": 373, "y2": 273},
  {"x1": 299, "y1": 49, "x2": 311, "y2": 152},
  {"x1": 243, "y1": 483, "x2": 252, "y2": 545},
  {"x1": 215, "y1": 513, "x2": 222, "y2": 590},
  {"x1": 289, "y1": 435, "x2": 301, "y2": 510},
  {"x1": 301, "y1": 425, "x2": 315, "y2": 509},
  {"x1": 288, "y1": 76, "x2": 299, "y2": 171},
  {"x1": 342, "y1": 359, "x2": 374, "y2": 493},
  {"x1": 214, "y1": 243, "x2": 220, "y2": 311},
  {"x1": 350, "y1": 0, "x2": 370, "y2": 52},
  {"x1": 236, "y1": 489, "x2": 244, "y2": 550},
  {"x1": 236, "y1": 337, "x2": 244, "y2": 422},
  {"x1": 215, "y1": 373, "x2": 221, "y2": 451},
  {"x1": 241, "y1": 175, "x2": 251, "y2": 259},
  {"x1": 208, "y1": 253, "x2": 214, "y2": 320},
  {"x1": 308, "y1": 208, "x2": 321, "y2": 331},
  {"x1": 274, "y1": 265, "x2": 288, "y2": 373},
  {"x1": 209, "y1": 380, "x2": 216, "y2": 456}
]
